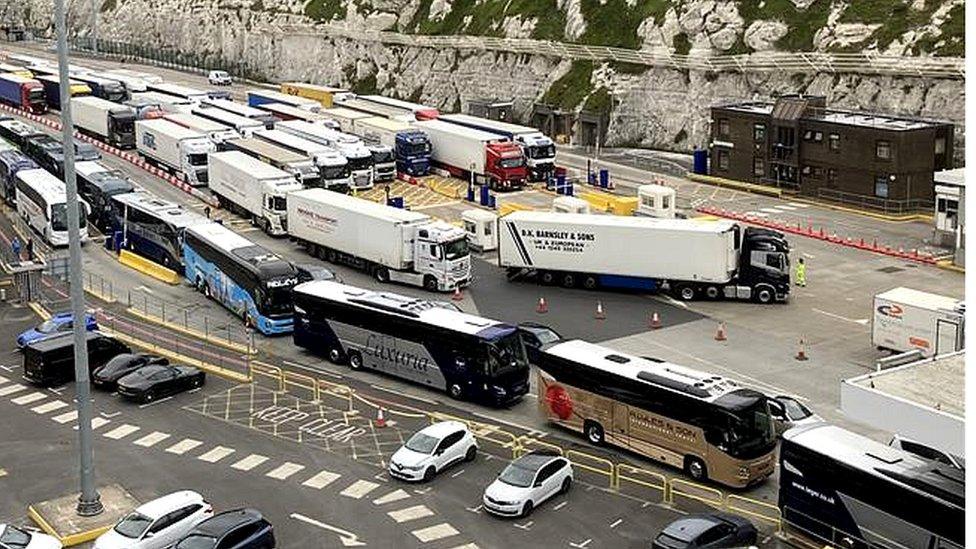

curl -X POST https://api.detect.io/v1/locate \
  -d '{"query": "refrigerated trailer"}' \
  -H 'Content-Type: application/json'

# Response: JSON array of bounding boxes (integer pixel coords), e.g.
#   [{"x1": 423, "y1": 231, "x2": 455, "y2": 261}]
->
[
  {"x1": 498, "y1": 211, "x2": 791, "y2": 303},
  {"x1": 351, "y1": 117, "x2": 431, "y2": 177},
  {"x1": 208, "y1": 151, "x2": 303, "y2": 236},
  {"x1": 164, "y1": 113, "x2": 239, "y2": 146},
  {"x1": 439, "y1": 113, "x2": 556, "y2": 182},
  {"x1": 223, "y1": 137, "x2": 323, "y2": 189},
  {"x1": 287, "y1": 188, "x2": 471, "y2": 291},
  {"x1": 252, "y1": 128, "x2": 351, "y2": 193},
  {"x1": 70, "y1": 96, "x2": 137, "y2": 149},
  {"x1": 135, "y1": 119, "x2": 214, "y2": 186},
  {"x1": 872, "y1": 287, "x2": 965, "y2": 357},
  {"x1": 414, "y1": 119, "x2": 526, "y2": 191},
  {"x1": 276, "y1": 120, "x2": 374, "y2": 190}
]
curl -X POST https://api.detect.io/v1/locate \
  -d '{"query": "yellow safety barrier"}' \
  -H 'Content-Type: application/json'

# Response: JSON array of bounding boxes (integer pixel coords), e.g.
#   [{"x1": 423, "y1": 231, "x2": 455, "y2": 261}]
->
[
  {"x1": 615, "y1": 463, "x2": 668, "y2": 502},
  {"x1": 317, "y1": 379, "x2": 354, "y2": 412},
  {"x1": 282, "y1": 371, "x2": 319, "y2": 402},
  {"x1": 249, "y1": 361, "x2": 284, "y2": 392},
  {"x1": 515, "y1": 436, "x2": 563, "y2": 458},
  {"x1": 498, "y1": 202, "x2": 534, "y2": 217},
  {"x1": 566, "y1": 449, "x2": 616, "y2": 488},
  {"x1": 118, "y1": 250, "x2": 180, "y2": 285},
  {"x1": 669, "y1": 478, "x2": 725, "y2": 509},
  {"x1": 579, "y1": 191, "x2": 638, "y2": 216},
  {"x1": 726, "y1": 494, "x2": 783, "y2": 531}
]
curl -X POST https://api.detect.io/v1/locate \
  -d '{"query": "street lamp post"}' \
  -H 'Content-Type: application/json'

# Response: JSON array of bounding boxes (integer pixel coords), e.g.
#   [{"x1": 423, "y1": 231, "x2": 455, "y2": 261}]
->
[{"x1": 55, "y1": 0, "x2": 102, "y2": 517}]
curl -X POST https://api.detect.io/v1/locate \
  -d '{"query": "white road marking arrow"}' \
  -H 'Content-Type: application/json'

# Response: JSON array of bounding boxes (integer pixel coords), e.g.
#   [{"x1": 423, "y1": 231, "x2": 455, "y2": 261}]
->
[{"x1": 290, "y1": 513, "x2": 366, "y2": 547}]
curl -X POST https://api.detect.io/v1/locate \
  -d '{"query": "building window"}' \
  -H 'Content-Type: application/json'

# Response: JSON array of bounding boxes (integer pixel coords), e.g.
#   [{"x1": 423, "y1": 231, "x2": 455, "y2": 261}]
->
[
  {"x1": 802, "y1": 166, "x2": 823, "y2": 178},
  {"x1": 718, "y1": 119, "x2": 730, "y2": 138},
  {"x1": 876, "y1": 140, "x2": 892, "y2": 160},
  {"x1": 753, "y1": 123, "x2": 766, "y2": 142},
  {"x1": 875, "y1": 175, "x2": 890, "y2": 198},
  {"x1": 827, "y1": 168, "x2": 837, "y2": 186},
  {"x1": 814, "y1": 131, "x2": 823, "y2": 142},
  {"x1": 803, "y1": 130, "x2": 813, "y2": 141},
  {"x1": 753, "y1": 158, "x2": 765, "y2": 177},
  {"x1": 935, "y1": 137, "x2": 946, "y2": 155},
  {"x1": 828, "y1": 133, "x2": 840, "y2": 151},
  {"x1": 717, "y1": 149, "x2": 730, "y2": 170}
]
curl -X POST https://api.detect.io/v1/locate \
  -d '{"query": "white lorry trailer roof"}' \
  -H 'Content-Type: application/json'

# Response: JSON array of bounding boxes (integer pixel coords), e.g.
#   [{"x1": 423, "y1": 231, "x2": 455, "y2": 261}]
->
[
  {"x1": 71, "y1": 95, "x2": 133, "y2": 112},
  {"x1": 338, "y1": 98, "x2": 416, "y2": 120},
  {"x1": 356, "y1": 117, "x2": 412, "y2": 132},
  {"x1": 323, "y1": 107, "x2": 372, "y2": 121},
  {"x1": 414, "y1": 119, "x2": 508, "y2": 143},
  {"x1": 290, "y1": 188, "x2": 429, "y2": 224},
  {"x1": 133, "y1": 91, "x2": 193, "y2": 106},
  {"x1": 136, "y1": 118, "x2": 205, "y2": 140},
  {"x1": 210, "y1": 150, "x2": 293, "y2": 180},
  {"x1": 439, "y1": 113, "x2": 543, "y2": 137},
  {"x1": 165, "y1": 113, "x2": 233, "y2": 133},
  {"x1": 503, "y1": 210, "x2": 737, "y2": 233},
  {"x1": 875, "y1": 287, "x2": 962, "y2": 312}
]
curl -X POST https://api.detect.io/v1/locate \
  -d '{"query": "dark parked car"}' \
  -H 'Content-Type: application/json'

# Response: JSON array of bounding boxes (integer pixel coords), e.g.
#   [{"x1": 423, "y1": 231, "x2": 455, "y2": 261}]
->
[
  {"x1": 651, "y1": 513, "x2": 757, "y2": 549},
  {"x1": 517, "y1": 322, "x2": 562, "y2": 363},
  {"x1": 294, "y1": 263, "x2": 336, "y2": 283},
  {"x1": 175, "y1": 508, "x2": 275, "y2": 549},
  {"x1": 117, "y1": 363, "x2": 205, "y2": 403},
  {"x1": 92, "y1": 352, "x2": 169, "y2": 390}
]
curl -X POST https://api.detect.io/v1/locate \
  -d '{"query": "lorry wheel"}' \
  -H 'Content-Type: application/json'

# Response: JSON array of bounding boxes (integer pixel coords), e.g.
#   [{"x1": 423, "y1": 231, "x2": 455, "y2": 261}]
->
[
  {"x1": 561, "y1": 274, "x2": 576, "y2": 288},
  {"x1": 540, "y1": 271, "x2": 555, "y2": 285},
  {"x1": 326, "y1": 249, "x2": 338, "y2": 263},
  {"x1": 348, "y1": 352, "x2": 364, "y2": 371},
  {"x1": 675, "y1": 284, "x2": 696, "y2": 301},
  {"x1": 374, "y1": 267, "x2": 389, "y2": 283},
  {"x1": 755, "y1": 286, "x2": 774, "y2": 304},
  {"x1": 705, "y1": 286, "x2": 720, "y2": 300},
  {"x1": 423, "y1": 276, "x2": 438, "y2": 292},
  {"x1": 582, "y1": 276, "x2": 599, "y2": 290}
]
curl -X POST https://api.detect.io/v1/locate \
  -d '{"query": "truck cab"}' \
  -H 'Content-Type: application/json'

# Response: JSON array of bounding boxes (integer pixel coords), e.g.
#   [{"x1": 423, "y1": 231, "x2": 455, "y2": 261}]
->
[
  {"x1": 311, "y1": 150, "x2": 351, "y2": 194},
  {"x1": 486, "y1": 141, "x2": 526, "y2": 191},
  {"x1": 181, "y1": 137, "x2": 215, "y2": 186},
  {"x1": 108, "y1": 107, "x2": 137, "y2": 149},
  {"x1": 394, "y1": 130, "x2": 431, "y2": 176},
  {"x1": 733, "y1": 227, "x2": 791, "y2": 303},
  {"x1": 412, "y1": 223, "x2": 472, "y2": 291},
  {"x1": 262, "y1": 177, "x2": 304, "y2": 236},
  {"x1": 367, "y1": 144, "x2": 395, "y2": 182},
  {"x1": 518, "y1": 132, "x2": 556, "y2": 182},
  {"x1": 24, "y1": 81, "x2": 46, "y2": 114}
]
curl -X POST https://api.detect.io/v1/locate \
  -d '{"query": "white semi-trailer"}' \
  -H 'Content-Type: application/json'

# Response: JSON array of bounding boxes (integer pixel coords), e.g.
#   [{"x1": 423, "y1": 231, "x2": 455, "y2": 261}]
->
[
  {"x1": 277, "y1": 120, "x2": 375, "y2": 190},
  {"x1": 208, "y1": 151, "x2": 303, "y2": 236},
  {"x1": 439, "y1": 113, "x2": 556, "y2": 182},
  {"x1": 135, "y1": 119, "x2": 214, "y2": 186},
  {"x1": 498, "y1": 211, "x2": 791, "y2": 303},
  {"x1": 70, "y1": 96, "x2": 137, "y2": 149},
  {"x1": 287, "y1": 188, "x2": 471, "y2": 291},
  {"x1": 413, "y1": 119, "x2": 526, "y2": 191},
  {"x1": 872, "y1": 287, "x2": 965, "y2": 357}
]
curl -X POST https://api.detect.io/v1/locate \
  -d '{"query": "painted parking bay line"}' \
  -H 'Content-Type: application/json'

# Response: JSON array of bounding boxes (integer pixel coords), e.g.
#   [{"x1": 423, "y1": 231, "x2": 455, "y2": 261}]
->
[
  {"x1": 372, "y1": 489, "x2": 410, "y2": 505},
  {"x1": 302, "y1": 470, "x2": 341, "y2": 490},
  {"x1": 73, "y1": 417, "x2": 111, "y2": 431},
  {"x1": 0, "y1": 384, "x2": 27, "y2": 397},
  {"x1": 166, "y1": 438, "x2": 203, "y2": 455},
  {"x1": 52, "y1": 410, "x2": 78, "y2": 424},
  {"x1": 388, "y1": 505, "x2": 434, "y2": 523},
  {"x1": 133, "y1": 431, "x2": 171, "y2": 448},
  {"x1": 340, "y1": 480, "x2": 379, "y2": 499},
  {"x1": 266, "y1": 462, "x2": 304, "y2": 480},
  {"x1": 411, "y1": 523, "x2": 459, "y2": 543},
  {"x1": 11, "y1": 392, "x2": 47, "y2": 405},
  {"x1": 197, "y1": 446, "x2": 235, "y2": 463},
  {"x1": 103, "y1": 424, "x2": 141, "y2": 440},
  {"x1": 31, "y1": 400, "x2": 68, "y2": 414},
  {"x1": 232, "y1": 454, "x2": 270, "y2": 472}
]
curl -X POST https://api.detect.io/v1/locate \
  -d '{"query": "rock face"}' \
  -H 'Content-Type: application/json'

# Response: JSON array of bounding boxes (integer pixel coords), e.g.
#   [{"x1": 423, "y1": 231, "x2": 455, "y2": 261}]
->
[{"x1": 18, "y1": 0, "x2": 964, "y2": 160}]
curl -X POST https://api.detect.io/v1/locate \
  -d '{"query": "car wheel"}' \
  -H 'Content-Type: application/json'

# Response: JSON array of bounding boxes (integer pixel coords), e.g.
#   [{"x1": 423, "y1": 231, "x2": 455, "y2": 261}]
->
[
  {"x1": 584, "y1": 421, "x2": 605, "y2": 445},
  {"x1": 423, "y1": 466, "x2": 436, "y2": 482},
  {"x1": 191, "y1": 376, "x2": 203, "y2": 388},
  {"x1": 143, "y1": 390, "x2": 155, "y2": 403},
  {"x1": 520, "y1": 500, "x2": 534, "y2": 518},
  {"x1": 348, "y1": 352, "x2": 363, "y2": 371},
  {"x1": 560, "y1": 476, "x2": 572, "y2": 494},
  {"x1": 448, "y1": 382, "x2": 464, "y2": 400},
  {"x1": 684, "y1": 456, "x2": 708, "y2": 481},
  {"x1": 465, "y1": 445, "x2": 477, "y2": 462}
]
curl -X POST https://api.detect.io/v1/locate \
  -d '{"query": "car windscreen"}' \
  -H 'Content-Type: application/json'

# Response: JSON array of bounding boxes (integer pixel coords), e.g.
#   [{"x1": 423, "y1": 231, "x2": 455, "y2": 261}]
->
[
  {"x1": 176, "y1": 534, "x2": 218, "y2": 549},
  {"x1": 0, "y1": 525, "x2": 31, "y2": 546},
  {"x1": 404, "y1": 432, "x2": 438, "y2": 454},
  {"x1": 114, "y1": 511, "x2": 153, "y2": 538},
  {"x1": 498, "y1": 463, "x2": 535, "y2": 488},
  {"x1": 36, "y1": 319, "x2": 60, "y2": 334},
  {"x1": 780, "y1": 398, "x2": 812, "y2": 420}
]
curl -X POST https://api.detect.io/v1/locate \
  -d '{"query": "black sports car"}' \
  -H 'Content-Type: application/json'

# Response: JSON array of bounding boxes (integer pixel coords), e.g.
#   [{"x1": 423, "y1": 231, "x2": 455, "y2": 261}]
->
[
  {"x1": 92, "y1": 352, "x2": 169, "y2": 390},
  {"x1": 116, "y1": 364, "x2": 205, "y2": 403}
]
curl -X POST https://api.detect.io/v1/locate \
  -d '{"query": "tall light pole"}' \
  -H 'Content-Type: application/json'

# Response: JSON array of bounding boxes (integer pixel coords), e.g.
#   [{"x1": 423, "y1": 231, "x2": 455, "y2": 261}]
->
[{"x1": 55, "y1": 0, "x2": 102, "y2": 517}]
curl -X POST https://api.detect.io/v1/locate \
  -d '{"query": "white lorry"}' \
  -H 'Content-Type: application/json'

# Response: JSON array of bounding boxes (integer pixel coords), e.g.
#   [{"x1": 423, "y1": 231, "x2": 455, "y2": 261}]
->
[
  {"x1": 872, "y1": 287, "x2": 965, "y2": 357},
  {"x1": 498, "y1": 211, "x2": 792, "y2": 303},
  {"x1": 319, "y1": 107, "x2": 372, "y2": 134},
  {"x1": 439, "y1": 113, "x2": 556, "y2": 182},
  {"x1": 135, "y1": 119, "x2": 214, "y2": 186},
  {"x1": 207, "y1": 151, "x2": 303, "y2": 236},
  {"x1": 253, "y1": 128, "x2": 352, "y2": 193},
  {"x1": 276, "y1": 120, "x2": 375, "y2": 190},
  {"x1": 164, "y1": 112, "x2": 239, "y2": 146},
  {"x1": 287, "y1": 188, "x2": 471, "y2": 291},
  {"x1": 70, "y1": 96, "x2": 137, "y2": 149},
  {"x1": 413, "y1": 119, "x2": 526, "y2": 191}
]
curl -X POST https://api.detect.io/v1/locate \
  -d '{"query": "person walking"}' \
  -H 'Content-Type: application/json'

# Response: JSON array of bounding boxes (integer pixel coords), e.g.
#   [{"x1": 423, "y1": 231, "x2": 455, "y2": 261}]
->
[
  {"x1": 795, "y1": 257, "x2": 806, "y2": 287},
  {"x1": 25, "y1": 238, "x2": 34, "y2": 261},
  {"x1": 11, "y1": 236, "x2": 21, "y2": 261}
]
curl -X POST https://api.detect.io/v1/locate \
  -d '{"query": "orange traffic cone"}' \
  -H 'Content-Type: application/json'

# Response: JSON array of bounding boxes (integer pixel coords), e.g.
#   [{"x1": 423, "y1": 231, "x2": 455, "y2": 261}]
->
[
  {"x1": 650, "y1": 312, "x2": 662, "y2": 329},
  {"x1": 375, "y1": 407, "x2": 387, "y2": 428},
  {"x1": 795, "y1": 339, "x2": 809, "y2": 361},
  {"x1": 536, "y1": 297, "x2": 548, "y2": 314},
  {"x1": 452, "y1": 286, "x2": 463, "y2": 301},
  {"x1": 714, "y1": 322, "x2": 727, "y2": 341},
  {"x1": 595, "y1": 301, "x2": 606, "y2": 320}
]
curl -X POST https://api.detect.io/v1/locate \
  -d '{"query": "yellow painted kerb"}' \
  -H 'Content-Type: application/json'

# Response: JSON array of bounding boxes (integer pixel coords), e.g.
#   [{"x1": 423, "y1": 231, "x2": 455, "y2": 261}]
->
[
  {"x1": 126, "y1": 307, "x2": 255, "y2": 355},
  {"x1": 118, "y1": 250, "x2": 180, "y2": 285},
  {"x1": 28, "y1": 503, "x2": 112, "y2": 547}
]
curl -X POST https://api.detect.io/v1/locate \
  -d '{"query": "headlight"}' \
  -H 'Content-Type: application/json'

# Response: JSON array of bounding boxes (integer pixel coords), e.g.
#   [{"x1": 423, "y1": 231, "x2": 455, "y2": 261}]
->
[{"x1": 493, "y1": 386, "x2": 507, "y2": 395}]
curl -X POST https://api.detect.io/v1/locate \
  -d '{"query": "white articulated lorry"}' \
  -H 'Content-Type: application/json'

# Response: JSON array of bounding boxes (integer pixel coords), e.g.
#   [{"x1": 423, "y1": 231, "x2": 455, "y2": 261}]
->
[
  {"x1": 287, "y1": 188, "x2": 471, "y2": 291},
  {"x1": 439, "y1": 113, "x2": 556, "y2": 182},
  {"x1": 135, "y1": 118, "x2": 214, "y2": 186},
  {"x1": 498, "y1": 211, "x2": 792, "y2": 303},
  {"x1": 872, "y1": 287, "x2": 965, "y2": 357},
  {"x1": 208, "y1": 151, "x2": 304, "y2": 236},
  {"x1": 276, "y1": 120, "x2": 375, "y2": 190},
  {"x1": 70, "y1": 95, "x2": 137, "y2": 149}
]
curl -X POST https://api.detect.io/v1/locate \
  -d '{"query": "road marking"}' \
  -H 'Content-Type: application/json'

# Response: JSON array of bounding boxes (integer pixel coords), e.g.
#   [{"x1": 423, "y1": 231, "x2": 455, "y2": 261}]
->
[
  {"x1": 411, "y1": 523, "x2": 459, "y2": 543},
  {"x1": 369, "y1": 384, "x2": 439, "y2": 405},
  {"x1": 165, "y1": 438, "x2": 203, "y2": 455},
  {"x1": 777, "y1": 205, "x2": 797, "y2": 211},
  {"x1": 0, "y1": 374, "x2": 8, "y2": 383},
  {"x1": 139, "y1": 396, "x2": 173, "y2": 409},
  {"x1": 302, "y1": 470, "x2": 341, "y2": 490},
  {"x1": 787, "y1": 202, "x2": 810, "y2": 208},
  {"x1": 73, "y1": 417, "x2": 111, "y2": 431},
  {"x1": 553, "y1": 501, "x2": 568, "y2": 511},
  {"x1": 448, "y1": 545, "x2": 479, "y2": 549},
  {"x1": 465, "y1": 505, "x2": 483, "y2": 514},
  {"x1": 0, "y1": 384, "x2": 27, "y2": 396},
  {"x1": 133, "y1": 431, "x2": 171, "y2": 447},
  {"x1": 197, "y1": 446, "x2": 235, "y2": 463},
  {"x1": 266, "y1": 462, "x2": 305, "y2": 480},
  {"x1": 31, "y1": 400, "x2": 68, "y2": 414},
  {"x1": 743, "y1": 211, "x2": 768, "y2": 218},
  {"x1": 759, "y1": 207, "x2": 781, "y2": 214},
  {"x1": 514, "y1": 520, "x2": 533, "y2": 530},
  {"x1": 372, "y1": 489, "x2": 410, "y2": 505},
  {"x1": 387, "y1": 505, "x2": 434, "y2": 523},
  {"x1": 340, "y1": 480, "x2": 379, "y2": 499},
  {"x1": 52, "y1": 410, "x2": 78, "y2": 424},
  {"x1": 103, "y1": 424, "x2": 141, "y2": 440},
  {"x1": 450, "y1": 469, "x2": 465, "y2": 478},
  {"x1": 610, "y1": 518, "x2": 623, "y2": 528},
  {"x1": 811, "y1": 308, "x2": 870, "y2": 326},
  {"x1": 12, "y1": 392, "x2": 47, "y2": 405},
  {"x1": 290, "y1": 513, "x2": 365, "y2": 547},
  {"x1": 231, "y1": 454, "x2": 270, "y2": 471},
  {"x1": 570, "y1": 539, "x2": 592, "y2": 548}
]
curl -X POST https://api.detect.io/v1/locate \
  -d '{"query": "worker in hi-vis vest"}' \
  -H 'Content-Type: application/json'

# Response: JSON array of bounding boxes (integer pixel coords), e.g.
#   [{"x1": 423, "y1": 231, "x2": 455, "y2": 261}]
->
[{"x1": 795, "y1": 257, "x2": 806, "y2": 287}]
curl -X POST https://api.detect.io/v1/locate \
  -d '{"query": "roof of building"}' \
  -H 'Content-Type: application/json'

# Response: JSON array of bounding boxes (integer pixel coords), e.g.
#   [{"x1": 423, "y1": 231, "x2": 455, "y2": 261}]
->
[
  {"x1": 848, "y1": 351, "x2": 964, "y2": 418},
  {"x1": 934, "y1": 168, "x2": 965, "y2": 188},
  {"x1": 715, "y1": 100, "x2": 950, "y2": 131}
]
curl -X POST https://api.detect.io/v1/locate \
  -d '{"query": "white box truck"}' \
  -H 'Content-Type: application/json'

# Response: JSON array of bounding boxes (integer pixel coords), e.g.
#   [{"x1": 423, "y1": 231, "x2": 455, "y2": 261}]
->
[
  {"x1": 439, "y1": 113, "x2": 556, "y2": 182},
  {"x1": 287, "y1": 188, "x2": 471, "y2": 291},
  {"x1": 71, "y1": 96, "x2": 137, "y2": 149},
  {"x1": 872, "y1": 287, "x2": 964, "y2": 357},
  {"x1": 135, "y1": 119, "x2": 214, "y2": 186},
  {"x1": 277, "y1": 121, "x2": 375, "y2": 190},
  {"x1": 320, "y1": 107, "x2": 373, "y2": 134},
  {"x1": 352, "y1": 116, "x2": 432, "y2": 177},
  {"x1": 498, "y1": 211, "x2": 792, "y2": 303},
  {"x1": 208, "y1": 151, "x2": 303, "y2": 236},
  {"x1": 164, "y1": 112, "x2": 240, "y2": 146},
  {"x1": 413, "y1": 119, "x2": 526, "y2": 191}
]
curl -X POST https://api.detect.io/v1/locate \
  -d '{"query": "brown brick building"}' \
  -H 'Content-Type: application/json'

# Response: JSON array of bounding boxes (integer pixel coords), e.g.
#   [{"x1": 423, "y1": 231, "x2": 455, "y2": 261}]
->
[{"x1": 709, "y1": 96, "x2": 954, "y2": 210}]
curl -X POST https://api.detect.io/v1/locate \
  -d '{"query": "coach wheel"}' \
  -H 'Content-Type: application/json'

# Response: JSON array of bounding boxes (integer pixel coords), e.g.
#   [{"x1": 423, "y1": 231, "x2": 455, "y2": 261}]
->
[
  {"x1": 348, "y1": 352, "x2": 363, "y2": 371},
  {"x1": 326, "y1": 249, "x2": 338, "y2": 263},
  {"x1": 539, "y1": 271, "x2": 555, "y2": 285},
  {"x1": 203, "y1": 283, "x2": 213, "y2": 299},
  {"x1": 448, "y1": 382, "x2": 464, "y2": 400},
  {"x1": 374, "y1": 267, "x2": 390, "y2": 283},
  {"x1": 328, "y1": 348, "x2": 345, "y2": 364},
  {"x1": 561, "y1": 273, "x2": 576, "y2": 288},
  {"x1": 705, "y1": 285, "x2": 720, "y2": 300},
  {"x1": 685, "y1": 456, "x2": 708, "y2": 481},
  {"x1": 584, "y1": 421, "x2": 605, "y2": 445},
  {"x1": 582, "y1": 275, "x2": 599, "y2": 290}
]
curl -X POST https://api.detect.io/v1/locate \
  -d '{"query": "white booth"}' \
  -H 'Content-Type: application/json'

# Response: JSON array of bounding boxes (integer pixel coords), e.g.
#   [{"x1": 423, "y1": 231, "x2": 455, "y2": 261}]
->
[
  {"x1": 934, "y1": 168, "x2": 964, "y2": 267},
  {"x1": 636, "y1": 184, "x2": 676, "y2": 218},
  {"x1": 462, "y1": 209, "x2": 498, "y2": 251},
  {"x1": 551, "y1": 196, "x2": 590, "y2": 214}
]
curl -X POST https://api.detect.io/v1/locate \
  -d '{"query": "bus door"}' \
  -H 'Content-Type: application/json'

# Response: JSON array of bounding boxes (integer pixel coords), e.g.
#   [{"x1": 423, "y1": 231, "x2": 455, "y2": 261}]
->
[{"x1": 611, "y1": 401, "x2": 630, "y2": 449}]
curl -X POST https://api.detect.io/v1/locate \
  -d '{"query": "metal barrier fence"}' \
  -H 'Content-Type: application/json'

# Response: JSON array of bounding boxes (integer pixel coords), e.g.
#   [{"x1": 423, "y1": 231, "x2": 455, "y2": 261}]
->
[{"x1": 817, "y1": 188, "x2": 934, "y2": 215}]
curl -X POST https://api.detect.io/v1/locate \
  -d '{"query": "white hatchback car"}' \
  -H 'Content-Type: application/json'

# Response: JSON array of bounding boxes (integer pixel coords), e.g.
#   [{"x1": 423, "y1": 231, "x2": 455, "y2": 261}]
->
[
  {"x1": 483, "y1": 451, "x2": 573, "y2": 517},
  {"x1": 389, "y1": 421, "x2": 478, "y2": 482},
  {"x1": 94, "y1": 490, "x2": 213, "y2": 549},
  {"x1": 208, "y1": 71, "x2": 232, "y2": 86},
  {"x1": 0, "y1": 524, "x2": 61, "y2": 549}
]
